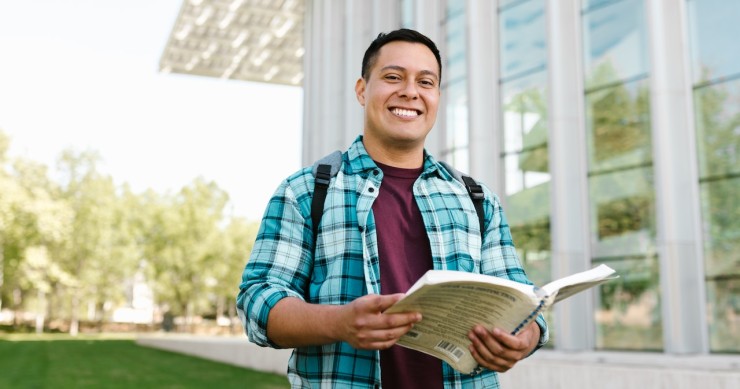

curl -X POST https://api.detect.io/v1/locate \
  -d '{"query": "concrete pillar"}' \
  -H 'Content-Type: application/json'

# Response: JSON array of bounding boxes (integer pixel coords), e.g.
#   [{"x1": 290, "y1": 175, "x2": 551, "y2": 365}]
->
[
  {"x1": 546, "y1": 0, "x2": 593, "y2": 350},
  {"x1": 646, "y1": 0, "x2": 708, "y2": 354}
]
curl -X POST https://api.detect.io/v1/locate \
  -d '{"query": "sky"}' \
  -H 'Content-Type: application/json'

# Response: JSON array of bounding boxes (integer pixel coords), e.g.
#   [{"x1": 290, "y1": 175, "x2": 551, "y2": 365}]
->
[{"x1": 0, "y1": 0, "x2": 303, "y2": 221}]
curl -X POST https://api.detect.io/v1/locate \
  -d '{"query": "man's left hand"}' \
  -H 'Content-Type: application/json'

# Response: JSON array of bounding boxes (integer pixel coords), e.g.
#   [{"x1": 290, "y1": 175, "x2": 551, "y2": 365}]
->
[{"x1": 467, "y1": 321, "x2": 540, "y2": 373}]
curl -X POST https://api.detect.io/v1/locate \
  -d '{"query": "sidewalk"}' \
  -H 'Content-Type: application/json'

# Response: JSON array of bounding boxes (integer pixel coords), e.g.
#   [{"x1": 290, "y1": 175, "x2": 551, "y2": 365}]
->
[
  {"x1": 137, "y1": 334, "x2": 740, "y2": 388},
  {"x1": 136, "y1": 334, "x2": 290, "y2": 375}
]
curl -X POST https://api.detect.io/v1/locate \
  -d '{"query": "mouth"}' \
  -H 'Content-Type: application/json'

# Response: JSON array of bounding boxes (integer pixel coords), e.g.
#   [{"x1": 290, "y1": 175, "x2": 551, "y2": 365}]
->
[{"x1": 389, "y1": 107, "x2": 422, "y2": 118}]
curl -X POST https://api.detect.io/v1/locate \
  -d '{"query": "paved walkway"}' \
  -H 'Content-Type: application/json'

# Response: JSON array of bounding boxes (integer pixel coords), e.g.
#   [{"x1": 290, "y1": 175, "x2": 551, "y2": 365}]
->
[
  {"x1": 137, "y1": 334, "x2": 740, "y2": 388},
  {"x1": 136, "y1": 334, "x2": 290, "y2": 375}
]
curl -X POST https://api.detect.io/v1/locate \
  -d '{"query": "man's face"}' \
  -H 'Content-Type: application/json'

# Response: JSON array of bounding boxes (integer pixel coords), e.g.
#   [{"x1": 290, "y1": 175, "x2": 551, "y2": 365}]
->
[{"x1": 355, "y1": 41, "x2": 440, "y2": 149}]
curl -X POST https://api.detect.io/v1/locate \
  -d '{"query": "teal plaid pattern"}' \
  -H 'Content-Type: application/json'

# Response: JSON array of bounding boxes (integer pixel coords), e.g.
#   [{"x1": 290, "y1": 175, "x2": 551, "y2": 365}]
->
[{"x1": 237, "y1": 136, "x2": 548, "y2": 388}]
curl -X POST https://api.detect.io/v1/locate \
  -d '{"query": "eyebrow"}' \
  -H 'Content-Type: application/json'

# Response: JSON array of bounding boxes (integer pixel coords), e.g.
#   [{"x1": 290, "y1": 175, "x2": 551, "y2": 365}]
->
[{"x1": 379, "y1": 65, "x2": 439, "y2": 81}]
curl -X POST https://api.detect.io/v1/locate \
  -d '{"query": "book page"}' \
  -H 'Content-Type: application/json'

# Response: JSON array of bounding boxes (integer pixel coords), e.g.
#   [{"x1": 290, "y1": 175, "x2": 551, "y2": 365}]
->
[
  {"x1": 386, "y1": 281, "x2": 540, "y2": 374},
  {"x1": 541, "y1": 264, "x2": 618, "y2": 303},
  {"x1": 383, "y1": 265, "x2": 617, "y2": 373}
]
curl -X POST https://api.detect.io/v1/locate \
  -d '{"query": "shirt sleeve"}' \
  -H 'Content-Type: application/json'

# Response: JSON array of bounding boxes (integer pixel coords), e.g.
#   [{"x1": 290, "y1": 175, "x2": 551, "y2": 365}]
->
[
  {"x1": 479, "y1": 187, "x2": 550, "y2": 350},
  {"x1": 236, "y1": 179, "x2": 313, "y2": 348}
]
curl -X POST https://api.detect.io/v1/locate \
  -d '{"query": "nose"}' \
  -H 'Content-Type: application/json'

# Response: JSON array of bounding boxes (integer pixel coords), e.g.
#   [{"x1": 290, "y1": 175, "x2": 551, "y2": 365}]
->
[{"x1": 398, "y1": 80, "x2": 419, "y2": 100}]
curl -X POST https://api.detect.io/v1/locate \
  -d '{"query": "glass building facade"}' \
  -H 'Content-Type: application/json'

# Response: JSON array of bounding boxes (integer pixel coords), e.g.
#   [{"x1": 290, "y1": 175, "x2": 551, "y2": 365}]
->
[
  {"x1": 440, "y1": 0, "x2": 470, "y2": 171},
  {"x1": 497, "y1": 0, "x2": 554, "y2": 345},
  {"x1": 687, "y1": 0, "x2": 740, "y2": 353},
  {"x1": 582, "y1": 0, "x2": 662, "y2": 351},
  {"x1": 302, "y1": 0, "x2": 738, "y2": 360},
  {"x1": 410, "y1": 0, "x2": 737, "y2": 355}
]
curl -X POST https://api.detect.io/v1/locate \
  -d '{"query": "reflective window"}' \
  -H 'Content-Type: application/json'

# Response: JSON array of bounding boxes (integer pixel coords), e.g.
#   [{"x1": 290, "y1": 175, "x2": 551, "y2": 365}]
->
[
  {"x1": 595, "y1": 256, "x2": 662, "y2": 350},
  {"x1": 499, "y1": 0, "x2": 546, "y2": 81},
  {"x1": 582, "y1": 0, "x2": 623, "y2": 11},
  {"x1": 582, "y1": 0, "x2": 661, "y2": 350},
  {"x1": 582, "y1": 0, "x2": 649, "y2": 90},
  {"x1": 588, "y1": 164, "x2": 656, "y2": 259},
  {"x1": 502, "y1": 74, "x2": 550, "y2": 197},
  {"x1": 442, "y1": 0, "x2": 468, "y2": 170},
  {"x1": 584, "y1": 80, "x2": 652, "y2": 174},
  {"x1": 692, "y1": 78, "x2": 740, "y2": 353},
  {"x1": 445, "y1": 80, "x2": 469, "y2": 172},
  {"x1": 687, "y1": 0, "x2": 740, "y2": 83},
  {"x1": 499, "y1": 0, "x2": 524, "y2": 9},
  {"x1": 498, "y1": 0, "x2": 552, "y2": 345}
]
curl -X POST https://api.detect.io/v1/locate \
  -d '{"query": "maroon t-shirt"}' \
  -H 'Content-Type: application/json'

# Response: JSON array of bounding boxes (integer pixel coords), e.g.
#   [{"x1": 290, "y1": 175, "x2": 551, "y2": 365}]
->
[{"x1": 372, "y1": 161, "x2": 443, "y2": 389}]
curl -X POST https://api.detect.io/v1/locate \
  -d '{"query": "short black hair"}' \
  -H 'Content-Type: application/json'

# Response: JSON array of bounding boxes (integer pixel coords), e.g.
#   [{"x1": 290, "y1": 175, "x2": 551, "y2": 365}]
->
[{"x1": 361, "y1": 28, "x2": 442, "y2": 84}]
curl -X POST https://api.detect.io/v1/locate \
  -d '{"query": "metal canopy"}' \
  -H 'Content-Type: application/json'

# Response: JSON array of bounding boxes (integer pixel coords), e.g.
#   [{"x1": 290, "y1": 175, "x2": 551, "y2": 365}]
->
[{"x1": 160, "y1": 0, "x2": 305, "y2": 86}]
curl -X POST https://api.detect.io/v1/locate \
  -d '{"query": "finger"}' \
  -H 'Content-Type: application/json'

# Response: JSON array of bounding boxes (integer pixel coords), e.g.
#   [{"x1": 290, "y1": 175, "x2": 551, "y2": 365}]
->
[
  {"x1": 374, "y1": 293, "x2": 406, "y2": 311},
  {"x1": 473, "y1": 326, "x2": 507, "y2": 355},
  {"x1": 468, "y1": 327, "x2": 518, "y2": 371},
  {"x1": 468, "y1": 326, "x2": 502, "y2": 362},
  {"x1": 469, "y1": 346, "x2": 508, "y2": 372},
  {"x1": 354, "y1": 293, "x2": 404, "y2": 314},
  {"x1": 356, "y1": 324, "x2": 414, "y2": 349},
  {"x1": 353, "y1": 295, "x2": 420, "y2": 324},
  {"x1": 384, "y1": 311, "x2": 422, "y2": 328},
  {"x1": 490, "y1": 327, "x2": 528, "y2": 351}
]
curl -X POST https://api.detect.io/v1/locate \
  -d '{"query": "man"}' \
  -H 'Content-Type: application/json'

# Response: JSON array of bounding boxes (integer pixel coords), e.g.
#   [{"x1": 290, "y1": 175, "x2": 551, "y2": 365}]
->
[{"x1": 237, "y1": 28, "x2": 548, "y2": 388}]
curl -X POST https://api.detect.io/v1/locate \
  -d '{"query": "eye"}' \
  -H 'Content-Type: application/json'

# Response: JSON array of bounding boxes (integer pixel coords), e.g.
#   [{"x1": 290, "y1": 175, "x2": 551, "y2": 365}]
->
[
  {"x1": 419, "y1": 79, "x2": 435, "y2": 87},
  {"x1": 384, "y1": 74, "x2": 401, "y2": 81}
]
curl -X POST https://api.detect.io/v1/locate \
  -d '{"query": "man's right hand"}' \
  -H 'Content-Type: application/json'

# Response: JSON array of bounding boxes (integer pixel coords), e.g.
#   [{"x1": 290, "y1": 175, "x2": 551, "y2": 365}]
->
[
  {"x1": 266, "y1": 294, "x2": 421, "y2": 350},
  {"x1": 335, "y1": 293, "x2": 422, "y2": 350}
]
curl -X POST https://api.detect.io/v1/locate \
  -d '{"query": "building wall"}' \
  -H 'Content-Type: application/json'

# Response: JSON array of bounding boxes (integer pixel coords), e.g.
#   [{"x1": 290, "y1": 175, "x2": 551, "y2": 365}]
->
[{"x1": 300, "y1": 0, "x2": 739, "y2": 374}]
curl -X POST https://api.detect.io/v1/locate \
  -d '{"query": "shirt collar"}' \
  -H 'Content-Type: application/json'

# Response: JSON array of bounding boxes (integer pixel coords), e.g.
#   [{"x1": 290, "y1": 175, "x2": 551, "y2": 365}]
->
[{"x1": 345, "y1": 135, "x2": 454, "y2": 182}]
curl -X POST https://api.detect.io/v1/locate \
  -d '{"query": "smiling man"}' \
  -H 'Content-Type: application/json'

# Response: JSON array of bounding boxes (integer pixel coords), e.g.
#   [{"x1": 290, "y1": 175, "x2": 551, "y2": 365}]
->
[{"x1": 237, "y1": 29, "x2": 548, "y2": 388}]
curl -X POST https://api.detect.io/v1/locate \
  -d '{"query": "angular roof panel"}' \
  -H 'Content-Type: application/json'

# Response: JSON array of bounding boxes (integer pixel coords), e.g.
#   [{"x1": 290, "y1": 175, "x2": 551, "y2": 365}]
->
[{"x1": 160, "y1": 0, "x2": 304, "y2": 86}]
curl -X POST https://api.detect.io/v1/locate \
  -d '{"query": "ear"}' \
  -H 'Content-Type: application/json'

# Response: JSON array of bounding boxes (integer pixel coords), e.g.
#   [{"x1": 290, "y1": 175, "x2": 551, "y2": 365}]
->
[{"x1": 355, "y1": 77, "x2": 366, "y2": 107}]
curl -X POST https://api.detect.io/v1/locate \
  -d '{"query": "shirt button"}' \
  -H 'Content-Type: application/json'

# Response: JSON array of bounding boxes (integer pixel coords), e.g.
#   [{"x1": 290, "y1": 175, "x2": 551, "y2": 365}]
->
[
  {"x1": 368, "y1": 187, "x2": 375, "y2": 193},
  {"x1": 372, "y1": 169, "x2": 379, "y2": 176}
]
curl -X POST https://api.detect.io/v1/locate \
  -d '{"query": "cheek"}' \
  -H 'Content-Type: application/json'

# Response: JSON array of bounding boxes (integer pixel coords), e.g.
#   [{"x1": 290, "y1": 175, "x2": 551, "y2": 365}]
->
[{"x1": 425, "y1": 96, "x2": 440, "y2": 117}]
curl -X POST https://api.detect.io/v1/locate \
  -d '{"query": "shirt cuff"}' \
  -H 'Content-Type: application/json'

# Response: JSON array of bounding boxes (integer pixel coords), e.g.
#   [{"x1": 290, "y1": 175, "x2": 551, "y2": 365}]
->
[{"x1": 245, "y1": 283, "x2": 304, "y2": 348}]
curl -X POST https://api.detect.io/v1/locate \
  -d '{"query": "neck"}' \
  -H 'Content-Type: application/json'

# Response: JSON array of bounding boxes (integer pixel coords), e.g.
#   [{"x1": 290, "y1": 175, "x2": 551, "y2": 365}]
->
[{"x1": 362, "y1": 137, "x2": 425, "y2": 168}]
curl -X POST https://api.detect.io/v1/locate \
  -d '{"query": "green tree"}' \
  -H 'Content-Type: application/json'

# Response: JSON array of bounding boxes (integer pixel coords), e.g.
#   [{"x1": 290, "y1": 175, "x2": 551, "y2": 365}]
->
[
  {"x1": 0, "y1": 133, "x2": 73, "y2": 329},
  {"x1": 145, "y1": 178, "x2": 229, "y2": 327},
  {"x1": 55, "y1": 149, "x2": 136, "y2": 335},
  {"x1": 208, "y1": 217, "x2": 259, "y2": 330}
]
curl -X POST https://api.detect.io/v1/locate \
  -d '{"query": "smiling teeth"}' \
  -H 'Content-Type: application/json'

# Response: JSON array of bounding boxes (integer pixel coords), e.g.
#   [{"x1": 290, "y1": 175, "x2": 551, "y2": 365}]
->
[{"x1": 392, "y1": 108, "x2": 419, "y2": 117}]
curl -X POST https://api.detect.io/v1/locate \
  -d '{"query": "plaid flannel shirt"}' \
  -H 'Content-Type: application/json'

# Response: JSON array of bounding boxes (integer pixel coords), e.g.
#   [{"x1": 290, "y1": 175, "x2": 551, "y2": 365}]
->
[{"x1": 237, "y1": 136, "x2": 548, "y2": 388}]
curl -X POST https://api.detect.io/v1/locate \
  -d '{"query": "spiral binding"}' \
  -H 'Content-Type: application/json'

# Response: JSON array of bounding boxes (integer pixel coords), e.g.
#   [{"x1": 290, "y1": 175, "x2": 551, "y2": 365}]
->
[{"x1": 512, "y1": 297, "x2": 547, "y2": 335}]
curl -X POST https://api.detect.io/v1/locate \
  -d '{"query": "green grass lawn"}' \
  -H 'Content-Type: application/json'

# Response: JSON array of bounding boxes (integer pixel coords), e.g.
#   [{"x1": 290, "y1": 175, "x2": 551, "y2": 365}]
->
[{"x1": 0, "y1": 333, "x2": 290, "y2": 389}]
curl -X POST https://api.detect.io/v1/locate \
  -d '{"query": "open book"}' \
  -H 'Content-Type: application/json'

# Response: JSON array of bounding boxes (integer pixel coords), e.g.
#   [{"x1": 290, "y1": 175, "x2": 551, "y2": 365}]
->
[{"x1": 384, "y1": 264, "x2": 618, "y2": 374}]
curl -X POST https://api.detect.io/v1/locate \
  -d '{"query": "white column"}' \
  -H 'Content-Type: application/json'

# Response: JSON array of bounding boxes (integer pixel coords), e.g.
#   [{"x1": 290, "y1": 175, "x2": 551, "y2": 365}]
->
[
  {"x1": 414, "y1": 0, "x2": 444, "y2": 157},
  {"x1": 646, "y1": 0, "x2": 708, "y2": 354},
  {"x1": 466, "y1": 0, "x2": 501, "y2": 191},
  {"x1": 372, "y1": 0, "x2": 401, "y2": 35},
  {"x1": 302, "y1": 0, "x2": 320, "y2": 165},
  {"x1": 344, "y1": 0, "x2": 373, "y2": 148},
  {"x1": 302, "y1": 0, "x2": 350, "y2": 163},
  {"x1": 546, "y1": 0, "x2": 593, "y2": 351}
]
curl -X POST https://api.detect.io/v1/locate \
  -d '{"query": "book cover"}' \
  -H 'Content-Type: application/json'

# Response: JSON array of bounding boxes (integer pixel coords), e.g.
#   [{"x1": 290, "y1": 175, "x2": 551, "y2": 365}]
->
[{"x1": 384, "y1": 264, "x2": 618, "y2": 374}]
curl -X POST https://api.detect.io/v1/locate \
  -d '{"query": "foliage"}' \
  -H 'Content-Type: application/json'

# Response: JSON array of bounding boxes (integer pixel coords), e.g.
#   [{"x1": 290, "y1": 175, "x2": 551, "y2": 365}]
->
[{"x1": 0, "y1": 130, "x2": 259, "y2": 331}]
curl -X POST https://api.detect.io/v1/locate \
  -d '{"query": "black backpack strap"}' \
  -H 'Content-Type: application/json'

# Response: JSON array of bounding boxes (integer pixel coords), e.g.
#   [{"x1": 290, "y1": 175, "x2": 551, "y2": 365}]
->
[
  {"x1": 310, "y1": 150, "x2": 343, "y2": 240},
  {"x1": 439, "y1": 161, "x2": 486, "y2": 236},
  {"x1": 311, "y1": 164, "x2": 331, "y2": 239},
  {"x1": 461, "y1": 175, "x2": 486, "y2": 235}
]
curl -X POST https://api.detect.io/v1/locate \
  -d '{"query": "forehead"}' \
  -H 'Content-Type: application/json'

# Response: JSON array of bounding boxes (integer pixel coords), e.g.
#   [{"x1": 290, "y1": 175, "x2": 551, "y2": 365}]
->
[{"x1": 373, "y1": 41, "x2": 439, "y2": 76}]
